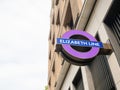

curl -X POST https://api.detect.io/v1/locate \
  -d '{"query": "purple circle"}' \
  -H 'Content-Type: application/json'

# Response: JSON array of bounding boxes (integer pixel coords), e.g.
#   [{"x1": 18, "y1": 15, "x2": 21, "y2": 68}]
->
[{"x1": 62, "y1": 30, "x2": 100, "y2": 59}]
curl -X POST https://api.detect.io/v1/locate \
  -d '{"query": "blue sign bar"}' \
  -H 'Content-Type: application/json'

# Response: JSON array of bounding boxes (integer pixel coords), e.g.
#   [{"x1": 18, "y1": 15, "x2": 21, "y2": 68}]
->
[{"x1": 57, "y1": 38, "x2": 103, "y2": 48}]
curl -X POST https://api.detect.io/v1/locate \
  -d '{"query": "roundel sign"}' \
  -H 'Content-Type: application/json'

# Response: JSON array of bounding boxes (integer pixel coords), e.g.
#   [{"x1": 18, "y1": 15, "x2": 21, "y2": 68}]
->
[{"x1": 57, "y1": 30, "x2": 103, "y2": 65}]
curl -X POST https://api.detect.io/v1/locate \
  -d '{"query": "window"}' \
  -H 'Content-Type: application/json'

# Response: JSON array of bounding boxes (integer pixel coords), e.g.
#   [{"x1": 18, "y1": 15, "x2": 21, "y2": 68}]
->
[
  {"x1": 49, "y1": 51, "x2": 51, "y2": 60},
  {"x1": 55, "y1": 0, "x2": 59, "y2": 5},
  {"x1": 88, "y1": 34, "x2": 116, "y2": 90},
  {"x1": 52, "y1": 33, "x2": 55, "y2": 45},
  {"x1": 63, "y1": 2, "x2": 74, "y2": 29},
  {"x1": 104, "y1": 0, "x2": 120, "y2": 65},
  {"x1": 49, "y1": 31, "x2": 52, "y2": 40},
  {"x1": 52, "y1": 14, "x2": 55, "y2": 24},
  {"x1": 56, "y1": 11, "x2": 60, "y2": 25},
  {"x1": 52, "y1": 61, "x2": 55, "y2": 73},
  {"x1": 72, "y1": 68, "x2": 84, "y2": 90},
  {"x1": 48, "y1": 78, "x2": 51, "y2": 86},
  {"x1": 68, "y1": 87, "x2": 71, "y2": 90}
]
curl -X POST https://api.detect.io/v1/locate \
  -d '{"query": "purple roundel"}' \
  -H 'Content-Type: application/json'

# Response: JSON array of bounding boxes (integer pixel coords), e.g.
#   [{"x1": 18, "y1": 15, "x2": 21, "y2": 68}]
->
[{"x1": 62, "y1": 30, "x2": 100, "y2": 60}]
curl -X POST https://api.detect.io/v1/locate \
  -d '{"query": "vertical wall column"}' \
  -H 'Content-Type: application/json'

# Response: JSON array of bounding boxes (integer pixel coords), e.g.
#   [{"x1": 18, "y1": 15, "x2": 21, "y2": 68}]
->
[{"x1": 81, "y1": 66, "x2": 95, "y2": 90}]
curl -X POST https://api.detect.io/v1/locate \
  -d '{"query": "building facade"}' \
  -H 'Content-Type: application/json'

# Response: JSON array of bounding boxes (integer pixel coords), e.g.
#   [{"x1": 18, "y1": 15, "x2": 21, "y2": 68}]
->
[{"x1": 48, "y1": 0, "x2": 120, "y2": 90}]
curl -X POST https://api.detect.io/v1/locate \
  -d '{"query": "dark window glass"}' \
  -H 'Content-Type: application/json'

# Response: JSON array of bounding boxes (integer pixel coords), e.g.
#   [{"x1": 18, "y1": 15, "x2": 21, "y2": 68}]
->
[
  {"x1": 89, "y1": 55, "x2": 115, "y2": 90},
  {"x1": 88, "y1": 33, "x2": 115, "y2": 90},
  {"x1": 104, "y1": 0, "x2": 120, "y2": 65},
  {"x1": 63, "y1": 2, "x2": 74, "y2": 29},
  {"x1": 73, "y1": 68, "x2": 84, "y2": 90}
]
